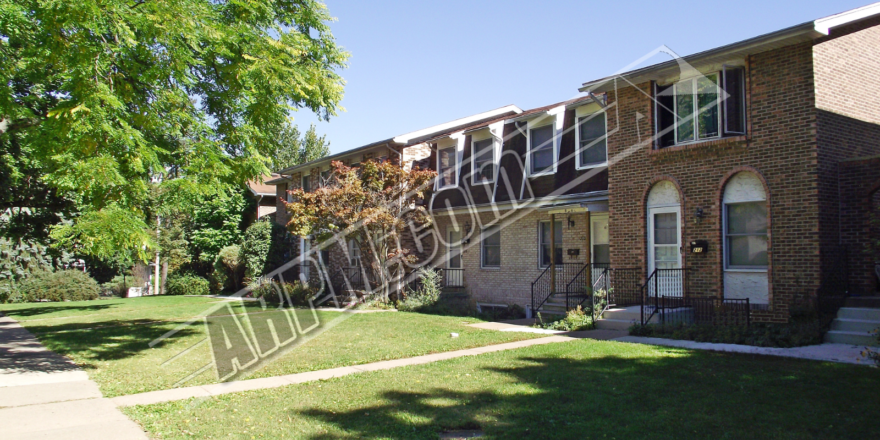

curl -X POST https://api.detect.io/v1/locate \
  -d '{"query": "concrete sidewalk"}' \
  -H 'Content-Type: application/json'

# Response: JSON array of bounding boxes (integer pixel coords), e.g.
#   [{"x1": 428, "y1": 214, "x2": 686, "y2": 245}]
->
[
  {"x1": 111, "y1": 335, "x2": 576, "y2": 407},
  {"x1": 0, "y1": 316, "x2": 147, "y2": 440}
]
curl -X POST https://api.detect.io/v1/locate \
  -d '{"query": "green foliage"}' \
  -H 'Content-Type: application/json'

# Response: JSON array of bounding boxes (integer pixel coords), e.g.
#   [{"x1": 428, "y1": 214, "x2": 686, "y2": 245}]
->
[
  {"x1": 0, "y1": 0, "x2": 348, "y2": 257},
  {"x1": 251, "y1": 280, "x2": 316, "y2": 306},
  {"x1": 16, "y1": 270, "x2": 100, "y2": 302},
  {"x1": 537, "y1": 306, "x2": 593, "y2": 331},
  {"x1": 101, "y1": 274, "x2": 136, "y2": 298},
  {"x1": 240, "y1": 220, "x2": 293, "y2": 283},
  {"x1": 213, "y1": 245, "x2": 243, "y2": 292},
  {"x1": 628, "y1": 321, "x2": 824, "y2": 348},
  {"x1": 189, "y1": 189, "x2": 248, "y2": 263},
  {"x1": 165, "y1": 274, "x2": 210, "y2": 296},
  {"x1": 269, "y1": 123, "x2": 332, "y2": 171},
  {"x1": 398, "y1": 268, "x2": 442, "y2": 312}
]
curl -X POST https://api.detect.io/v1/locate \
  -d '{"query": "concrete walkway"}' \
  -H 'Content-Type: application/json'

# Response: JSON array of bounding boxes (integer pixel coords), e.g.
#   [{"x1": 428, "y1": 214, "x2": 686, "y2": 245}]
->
[
  {"x1": 111, "y1": 335, "x2": 575, "y2": 407},
  {"x1": 0, "y1": 316, "x2": 147, "y2": 440}
]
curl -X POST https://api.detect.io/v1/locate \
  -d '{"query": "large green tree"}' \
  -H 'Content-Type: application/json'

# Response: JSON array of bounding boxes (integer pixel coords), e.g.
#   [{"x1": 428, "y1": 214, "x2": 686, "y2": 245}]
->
[
  {"x1": 270, "y1": 122, "x2": 331, "y2": 171},
  {"x1": 0, "y1": 0, "x2": 348, "y2": 261}
]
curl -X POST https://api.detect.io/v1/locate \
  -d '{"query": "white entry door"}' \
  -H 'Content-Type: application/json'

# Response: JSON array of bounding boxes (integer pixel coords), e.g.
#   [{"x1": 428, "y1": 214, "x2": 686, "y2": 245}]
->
[
  {"x1": 647, "y1": 207, "x2": 682, "y2": 297},
  {"x1": 300, "y1": 237, "x2": 311, "y2": 279}
]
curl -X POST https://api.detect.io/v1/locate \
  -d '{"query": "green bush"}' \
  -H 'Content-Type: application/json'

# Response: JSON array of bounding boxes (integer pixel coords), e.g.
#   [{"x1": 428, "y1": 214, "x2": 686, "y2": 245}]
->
[
  {"x1": 17, "y1": 270, "x2": 100, "y2": 302},
  {"x1": 537, "y1": 306, "x2": 593, "y2": 331},
  {"x1": 165, "y1": 273, "x2": 211, "y2": 296},
  {"x1": 628, "y1": 320, "x2": 824, "y2": 348},
  {"x1": 213, "y1": 244, "x2": 243, "y2": 292},
  {"x1": 250, "y1": 280, "x2": 316, "y2": 306},
  {"x1": 101, "y1": 274, "x2": 137, "y2": 297},
  {"x1": 240, "y1": 220, "x2": 292, "y2": 284},
  {"x1": 398, "y1": 268, "x2": 442, "y2": 312}
]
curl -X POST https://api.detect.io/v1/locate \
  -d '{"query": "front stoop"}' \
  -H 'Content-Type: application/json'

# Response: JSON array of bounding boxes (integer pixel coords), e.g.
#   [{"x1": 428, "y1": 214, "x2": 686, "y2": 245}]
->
[
  {"x1": 595, "y1": 306, "x2": 643, "y2": 331},
  {"x1": 824, "y1": 306, "x2": 880, "y2": 346}
]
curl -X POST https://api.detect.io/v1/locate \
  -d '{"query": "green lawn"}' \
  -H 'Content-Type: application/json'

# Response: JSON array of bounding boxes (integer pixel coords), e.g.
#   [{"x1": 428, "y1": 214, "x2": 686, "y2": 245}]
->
[
  {"x1": 122, "y1": 339, "x2": 880, "y2": 439},
  {"x1": 0, "y1": 296, "x2": 544, "y2": 397}
]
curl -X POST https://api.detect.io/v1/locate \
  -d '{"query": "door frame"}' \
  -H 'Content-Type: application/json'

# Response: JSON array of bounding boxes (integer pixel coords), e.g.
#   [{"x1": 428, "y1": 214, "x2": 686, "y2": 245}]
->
[
  {"x1": 647, "y1": 206, "x2": 682, "y2": 276},
  {"x1": 447, "y1": 229, "x2": 462, "y2": 269}
]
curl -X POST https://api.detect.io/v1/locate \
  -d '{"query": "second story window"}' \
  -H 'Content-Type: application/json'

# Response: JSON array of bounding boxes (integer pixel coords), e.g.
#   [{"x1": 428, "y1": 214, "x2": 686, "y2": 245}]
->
[
  {"x1": 576, "y1": 112, "x2": 607, "y2": 169},
  {"x1": 301, "y1": 175, "x2": 310, "y2": 193},
  {"x1": 472, "y1": 138, "x2": 495, "y2": 184},
  {"x1": 437, "y1": 146, "x2": 457, "y2": 189},
  {"x1": 529, "y1": 124, "x2": 555, "y2": 176},
  {"x1": 656, "y1": 66, "x2": 745, "y2": 148}
]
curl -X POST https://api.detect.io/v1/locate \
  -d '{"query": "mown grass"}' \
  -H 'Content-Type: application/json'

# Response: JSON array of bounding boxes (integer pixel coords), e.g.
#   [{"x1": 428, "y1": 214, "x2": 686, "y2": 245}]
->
[
  {"x1": 123, "y1": 339, "x2": 880, "y2": 439},
  {"x1": 0, "y1": 296, "x2": 543, "y2": 397}
]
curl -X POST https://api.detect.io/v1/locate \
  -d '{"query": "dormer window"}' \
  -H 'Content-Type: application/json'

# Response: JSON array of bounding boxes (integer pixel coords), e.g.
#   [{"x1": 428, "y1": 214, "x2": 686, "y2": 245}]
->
[
  {"x1": 437, "y1": 146, "x2": 457, "y2": 189},
  {"x1": 471, "y1": 138, "x2": 495, "y2": 184},
  {"x1": 576, "y1": 111, "x2": 607, "y2": 169},
  {"x1": 528, "y1": 123, "x2": 555, "y2": 176},
  {"x1": 655, "y1": 66, "x2": 745, "y2": 148}
]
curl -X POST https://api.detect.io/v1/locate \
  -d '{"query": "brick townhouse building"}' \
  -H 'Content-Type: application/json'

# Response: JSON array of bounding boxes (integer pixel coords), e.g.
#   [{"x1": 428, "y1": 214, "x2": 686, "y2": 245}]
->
[{"x1": 271, "y1": 3, "x2": 880, "y2": 326}]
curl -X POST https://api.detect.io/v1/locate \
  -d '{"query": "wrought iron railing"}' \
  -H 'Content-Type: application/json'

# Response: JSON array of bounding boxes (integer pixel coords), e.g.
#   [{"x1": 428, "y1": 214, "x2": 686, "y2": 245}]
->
[
  {"x1": 641, "y1": 268, "x2": 689, "y2": 325},
  {"x1": 655, "y1": 296, "x2": 750, "y2": 327},
  {"x1": 564, "y1": 263, "x2": 610, "y2": 310},
  {"x1": 442, "y1": 268, "x2": 465, "y2": 288},
  {"x1": 330, "y1": 266, "x2": 367, "y2": 294},
  {"x1": 530, "y1": 263, "x2": 586, "y2": 312}
]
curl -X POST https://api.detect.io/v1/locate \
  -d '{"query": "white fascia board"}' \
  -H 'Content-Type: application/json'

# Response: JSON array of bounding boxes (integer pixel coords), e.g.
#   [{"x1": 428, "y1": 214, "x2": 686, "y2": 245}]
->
[
  {"x1": 450, "y1": 131, "x2": 466, "y2": 187},
  {"x1": 814, "y1": 2, "x2": 880, "y2": 35},
  {"x1": 393, "y1": 105, "x2": 522, "y2": 144}
]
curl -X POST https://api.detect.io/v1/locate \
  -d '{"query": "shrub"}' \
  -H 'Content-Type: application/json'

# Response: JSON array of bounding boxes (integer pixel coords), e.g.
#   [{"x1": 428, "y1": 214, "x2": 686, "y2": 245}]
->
[
  {"x1": 240, "y1": 220, "x2": 292, "y2": 284},
  {"x1": 537, "y1": 306, "x2": 593, "y2": 331},
  {"x1": 250, "y1": 280, "x2": 316, "y2": 306},
  {"x1": 101, "y1": 274, "x2": 136, "y2": 297},
  {"x1": 213, "y1": 245, "x2": 243, "y2": 292},
  {"x1": 628, "y1": 320, "x2": 824, "y2": 348},
  {"x1": 17, "y1": 270, "x2": 100, "y2": 302},
  {"x1": 398, "y1": 268, "x2": 442, "y2": 312},
  {"x1": 165, "y1": 273, "x2": 211, "y2": 296}
]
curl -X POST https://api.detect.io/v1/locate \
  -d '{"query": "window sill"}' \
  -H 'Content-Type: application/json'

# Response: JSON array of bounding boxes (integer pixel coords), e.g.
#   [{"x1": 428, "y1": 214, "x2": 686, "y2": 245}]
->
[
  {"x1": 436, "y1": 184, "x2": 458, "y2": 191},
  {"x1": 471, "y1": 180, "x2": 495, "y2": 186},
  {"x1": 528, "y1": 171, "x2": 556, "y2": 178},
  {"x1": 576, "y1": 163, "x2": 608, "y2": 171},
  {"x1": 481, "y1": 266, "x2": 501, "y2": 270},
  {"x1": 650, "y1": 135, "x2": 748, "y2": 155}
]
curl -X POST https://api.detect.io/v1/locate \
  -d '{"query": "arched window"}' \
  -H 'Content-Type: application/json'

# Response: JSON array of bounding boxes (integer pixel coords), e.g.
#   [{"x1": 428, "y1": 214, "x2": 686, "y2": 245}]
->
[{"x1": 722, "y1": 171, "x2": 769, "y2": 305}]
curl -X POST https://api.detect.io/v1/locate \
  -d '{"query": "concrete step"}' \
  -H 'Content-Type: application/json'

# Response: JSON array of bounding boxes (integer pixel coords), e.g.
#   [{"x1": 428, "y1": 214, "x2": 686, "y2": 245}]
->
[
  {"x1": 535, "y1": 308, "x2": 567, "y2": 317},
  {"x1": 837, "y1": 307, "x2": 880, "y2": 321},
  {"x1": 602, "y1": 307, "x2": 642, "y2": 321},
  {"x1": 824, "y1": 330, "x2": 879, "y2": 346},
  {"x1": 595, "y1": 319, "x2": 634, "y2": 331},
  {"x1": 831, "y1": 318, "x2": 880, "y2": 333},
  {"x1": 844, "y1": 296, "x2": 880, "y2": 309}
]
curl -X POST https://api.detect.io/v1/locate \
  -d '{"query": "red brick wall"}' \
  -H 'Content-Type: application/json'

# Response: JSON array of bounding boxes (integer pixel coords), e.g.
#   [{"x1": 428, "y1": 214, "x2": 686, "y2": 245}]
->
[
  {"x1": 606, "y1": 42, "x2": 819, "y2": 322},
  {"x1": 813, "y1": 17, "x2": 880, "y2": 294},
  {"x1": 839, "y1": 156, "x2": 880, "y2": 293}
]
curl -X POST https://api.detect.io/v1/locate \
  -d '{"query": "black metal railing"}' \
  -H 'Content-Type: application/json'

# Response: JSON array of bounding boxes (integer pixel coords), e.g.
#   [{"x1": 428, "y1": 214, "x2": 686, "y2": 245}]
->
[
  {"x1": 442, "y1": 268, "x2": 465, "y2": 288},
  {"x1": 655, "y1": 296, "x2": 750, "y2": 327},
  {"x1": 531, "y1": 263, "x2": 587, "y2": 312},
  {"x1": 641, "y1": 268, "x2": 689, "y2": 325},
  {"x1": 605, "y1": 268, "x2": 643, "y2": 307},
  {"x1": 330, "y1": 266, "x2": 367, "y2": 294},
  {"x1": 564, "y1": 263, "x2": 611, "y2": 309}
]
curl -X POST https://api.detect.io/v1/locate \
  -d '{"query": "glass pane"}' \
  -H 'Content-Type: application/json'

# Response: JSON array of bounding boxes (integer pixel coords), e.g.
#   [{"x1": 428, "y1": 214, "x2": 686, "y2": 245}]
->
[
  {"x1": 530, "y1": 126, "x2": 554, "y2": 173},
  {"x1": 728, "y1": 235, "x2": 768, "y2": 267},
  {"x1": 473, "y1": 139, "x2": 494, "y2": 182},
  {"x1": 723, "y1": 68, "x2": 745, "y2": 134},
  {"x1": 654, "y1": 246, "x2": 678, "y2": 263},
  {"x1": 579, "y1": 115, "x2": 606, "y2": 142},
  {"x1": 593, "y1": 244, "x2": 610, "y2": 265},
  {"x1": 483, "y1": 229, "x2": 500, "y2": 246},
  {"x1": 653, "y1": 213, "x2": 677, "y2": 245},
  {"x1": 580, "y1": 139, "x2": 607, "y2": 166},
  {"x1": 675, "y1": 79, "x2": 695, "y2": 143},
  {"x1": 727, "y1": 202, "x2": 767, "y2": 234},
  {"x1": 539, "y1": 221, "x2": 563, "y2": 267},
  {"x1": 697, "y1": 74, "x2": 719, "y2": 139},
  {"x1": 438, "y1": 148, "x2": 456, "y2": 187},
  {"x1": 483, "y1": 245, "x2": 500, "y2": 267}
]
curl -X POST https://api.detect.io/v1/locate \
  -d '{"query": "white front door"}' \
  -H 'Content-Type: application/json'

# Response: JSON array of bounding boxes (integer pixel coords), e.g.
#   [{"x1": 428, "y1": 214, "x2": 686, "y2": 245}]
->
[
  {"x1": 647, "y1": 207, "x2": 682, "y2": 296},
  {"x1": 300, "y1": 237, "x2": 311, "y2": 279}
]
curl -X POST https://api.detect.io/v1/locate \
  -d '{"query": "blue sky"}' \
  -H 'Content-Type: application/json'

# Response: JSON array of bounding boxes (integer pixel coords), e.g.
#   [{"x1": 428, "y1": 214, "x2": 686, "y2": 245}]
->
[{"x1": 294, "y1": 0, "x2": 870, "y2": 155}]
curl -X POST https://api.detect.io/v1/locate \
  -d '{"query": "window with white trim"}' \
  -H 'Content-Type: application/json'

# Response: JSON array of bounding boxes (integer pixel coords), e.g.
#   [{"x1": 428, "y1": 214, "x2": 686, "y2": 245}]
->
[
  {"x1": 655, "y1": 67, "x2": 746, "y2": 148},
  {"x1": 724, "y1": 201, "x2": 768, "y2": 269},
  {"x1": 471, "y1": 138, "x2": 495, "y2": 184},
  {"x1": 348, "y1": 239, "x2": 361, "y2": 267},
  {"x1": 481, "y1": 227, "x2": 501, "y2": 268},
  {"x1": 538, "y1": 220, "x2": 563, "y2": 268},
  {"x1": 528, "y1": 124, "x2": 555, "y2": 176},
  {"x1": 437, "y1": 146, "x2": 457, "y2": 188},
  {"x1": 576, "y1": 112, "x2": 607, "y2": 169}
]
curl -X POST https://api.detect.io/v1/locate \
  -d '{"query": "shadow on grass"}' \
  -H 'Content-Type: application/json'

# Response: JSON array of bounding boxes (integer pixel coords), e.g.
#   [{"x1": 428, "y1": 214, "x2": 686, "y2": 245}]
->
[
  {"x1": 23, "y1": 320, "x2": 200, "y2": 368},
  {"x1": 296, "y1": 349, "x2": 880, "y2": 439},
  {"x1": 1, "y1": 303, "x2": 115, "y2": 318}
]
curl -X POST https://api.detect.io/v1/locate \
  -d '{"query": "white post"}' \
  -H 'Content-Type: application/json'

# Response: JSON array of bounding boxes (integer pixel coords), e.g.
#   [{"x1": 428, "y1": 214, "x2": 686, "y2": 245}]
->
[{"x1": 154, "y1": 214, "x2": 161, "y2": 296}]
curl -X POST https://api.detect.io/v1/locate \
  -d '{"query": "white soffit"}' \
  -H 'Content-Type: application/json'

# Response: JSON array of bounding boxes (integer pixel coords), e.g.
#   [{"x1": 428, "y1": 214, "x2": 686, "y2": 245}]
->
[
  {"x1": 814, "y1": 2, "x2": 880, "y2": 35},
  {"x1": 393, "y1": 104, "x2": 522, "y2": 144}
]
